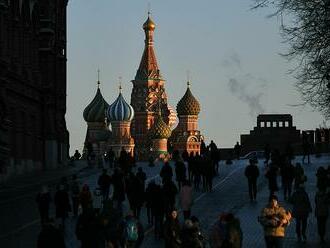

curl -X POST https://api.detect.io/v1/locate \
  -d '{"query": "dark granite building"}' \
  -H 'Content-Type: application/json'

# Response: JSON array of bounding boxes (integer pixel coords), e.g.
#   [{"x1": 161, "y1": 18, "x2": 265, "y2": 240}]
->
[
  {"x1": 240, "y1": 114, "x2": 301, "y2": 155},
  {"x1": 0, "y1": 0, "x2": 69, "y2": 182}
]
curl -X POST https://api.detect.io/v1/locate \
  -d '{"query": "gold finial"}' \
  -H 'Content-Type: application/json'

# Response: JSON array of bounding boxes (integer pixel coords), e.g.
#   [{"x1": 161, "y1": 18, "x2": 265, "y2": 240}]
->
[
  {"x1": 118, "y1": 76, "x2": 122, "y2": 93},
  {"x1": 97, "y1": 69, "x2": 100, "y2": 88}
]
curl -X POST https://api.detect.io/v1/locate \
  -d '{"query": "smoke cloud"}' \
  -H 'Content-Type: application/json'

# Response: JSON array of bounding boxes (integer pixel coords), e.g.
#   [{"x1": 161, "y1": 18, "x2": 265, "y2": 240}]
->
[
  {"x1": 222, "y1": 52, "x2": 267, "y2": 117},
  {"x1": 228, "y1": 78, "x2": 265, "y2": 117}
]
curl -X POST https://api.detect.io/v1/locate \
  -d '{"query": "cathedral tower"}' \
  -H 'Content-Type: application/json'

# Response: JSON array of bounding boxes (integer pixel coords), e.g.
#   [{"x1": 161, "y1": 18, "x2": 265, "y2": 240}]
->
[
  {"x1": 171, "y1": 82, "x2": 203, "y2": 155},
  {"x1": 107, "y1": 86, "x2": 135, "y2": 157},
  {"x1": 130, "y1": 13, "x2": 176, "y2": 158}
]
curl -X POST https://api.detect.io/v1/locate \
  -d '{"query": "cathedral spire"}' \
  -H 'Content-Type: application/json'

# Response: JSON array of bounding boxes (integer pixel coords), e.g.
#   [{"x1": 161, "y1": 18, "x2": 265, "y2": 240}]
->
[{"x1": 135, "y1": 13, "x2": 162, "y2": 80}]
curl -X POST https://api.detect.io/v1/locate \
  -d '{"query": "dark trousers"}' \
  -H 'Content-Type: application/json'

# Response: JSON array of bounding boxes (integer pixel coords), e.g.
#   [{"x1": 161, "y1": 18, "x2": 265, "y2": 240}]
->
[
  {"x1": 248, "y1": 179, "x2": 257, "y2": 200},
  {"x1": 295, "y1": 216, "x2": 308, "y2": 238},
  {"x1": 183, "y1": 210, "x2": 191, "y2": 220},
  {"x1": 265, "y1": 236, "x2": 283, "y2": 248},
  {"x1": 317, "y1": 216, "x2": 328, "y2": 239},
  {"x1": 282, "y1": 180, "x2": 293, "y2": 199},
  {"x1": 72, "y1": 196, "x2": 79, "y2": 217}
]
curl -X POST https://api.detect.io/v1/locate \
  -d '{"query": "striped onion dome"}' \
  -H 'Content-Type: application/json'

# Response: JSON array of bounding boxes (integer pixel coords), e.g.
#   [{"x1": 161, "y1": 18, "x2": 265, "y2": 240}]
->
[
  {"x1": 107, "y1": 93, "x2": 134, "y2": 122},
  {"x1": 149, "y1": 112, "x2": 172, "y2": 139},
  {"x1": 83, "y1": 88, "x2": 109, "y2": 123},
  {"x1": 177, "y1": 83, "x2": 200, "y2": 116}
]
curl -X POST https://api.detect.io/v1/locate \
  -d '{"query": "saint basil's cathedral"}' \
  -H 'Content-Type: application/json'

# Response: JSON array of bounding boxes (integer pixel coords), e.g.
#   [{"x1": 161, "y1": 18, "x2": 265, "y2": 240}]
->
[{"x1": 83, "y1": 14, "x2": 203, "y2": 160}]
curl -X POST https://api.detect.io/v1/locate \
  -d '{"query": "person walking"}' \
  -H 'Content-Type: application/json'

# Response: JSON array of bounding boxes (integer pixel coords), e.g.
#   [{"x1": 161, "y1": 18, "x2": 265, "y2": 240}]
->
[
  {"x1": 162, "y1": 179, "x2": 178, "y2": 215},
  {"x1": 136, "y1": 167, "x2": 147, "y2": 190},
  {"x1": 164, "y1": 209, "x2": 182, "y2": 248},
  {"x1": 265, "y1": 164, "x2": 279, "y2": 201},
  {"x1": 54, "y1": 184, "x2": 71, "y2": 228},
  {"x1": 175, "y1": 159, "x2": 187, "y2": 190},
  {"x1": 111, "y1": 168, "x2": 126, "y2": 215},
  {"x1": 180, "y1": 180, "x2": 193, "y2": 220},
  {"x1": 209, "y1": 212, "x2": 243, "y2": 248},
  {"x1": 181, "y1": 219, "x2": 204, "y2": 248},
  {"x1": 294, "y1": 163, "x2": 307, "y2": 189},
  {"x1": 145, "y1": 180, "x2": 156, "y2": 225},
  {"x1": 79, "y1": 184, "x2": 93, "y2": 213},
  {"x1": 119, "y1": 213, "x2": 144, "y2": 248},
  {"x1": 98, "y1": 169, "x2": 112, "y2": 202},
  {"x1": 160, "y1": 162, "x2": 173, "y2": 184},
  {"x1": 76, "y1": 208, "x2": 99, "y2": 248},
  {"x1": 37, "y1": 219, "x2": 65, "y2": 248},
  {"x1": 70, "y1": 174, "x2": 80, "y2": 217},
  {"x1": 244, "y1": 159, "x2": 260, "y2": 202},
  {"x1": 36, "y1": 185, "x2": 51, "y2": 224},
  {"x1": 315, "y1": 188, "x2": 330, "y2": 243},
  {"x1": 259, "y1": 195, "x2": 291, "y2": 248},
  {"x1": 289, "y1": 185, "x2": 312, "y2": 242},
  {"x1": 280, "y1": 161, "x2": 295, "y2": 201}
]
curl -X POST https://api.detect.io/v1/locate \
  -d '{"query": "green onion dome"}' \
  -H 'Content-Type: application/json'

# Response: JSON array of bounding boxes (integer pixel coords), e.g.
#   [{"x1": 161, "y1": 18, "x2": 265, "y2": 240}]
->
[{"x1": 83, "y1": 88, "x2": 109, "y2": 123}]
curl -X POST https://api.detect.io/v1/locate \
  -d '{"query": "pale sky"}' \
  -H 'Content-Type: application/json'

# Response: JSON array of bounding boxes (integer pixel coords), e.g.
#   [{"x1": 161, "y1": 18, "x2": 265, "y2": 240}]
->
[{"x1": 66, "y1": 0, "x2": 325, "y2": 155}]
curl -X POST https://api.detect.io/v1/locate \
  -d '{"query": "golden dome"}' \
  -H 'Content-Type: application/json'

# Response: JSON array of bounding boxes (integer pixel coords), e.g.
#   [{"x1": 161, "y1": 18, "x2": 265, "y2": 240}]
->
[
  {"x1": 177, "y1": 83, "x2": 201, "y2": 116},
  {"x1": 143, "y1": 16, "x2": 156, "y2": 31},
  {"x1": 149, "y1": 112, "x2": 172, "y2": 139}
]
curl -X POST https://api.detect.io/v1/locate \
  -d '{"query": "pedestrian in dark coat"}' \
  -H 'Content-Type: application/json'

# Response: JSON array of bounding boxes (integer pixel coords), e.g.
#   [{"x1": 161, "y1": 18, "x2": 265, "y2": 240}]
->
[
  {"x1": 265, "y1": 164, "x2": 279, "y2": 200},
  {"x1": 76, "y1": 208, "x2": 99, "y2": 248},
  {"x1": 70, "y1": 175, "x2": 80, "y2": 217},
  {"x1": 175, "y1": 160, "x2": 186, "y2": 190},
  {"x1": 294, "y1": 163, "x2": 307, "y2": 189},
  {"x1": 164, "y1": 210, "x2": 182, "y2": 248},
  {"x1": 315, "y1": 188, "x2": 330, "y2": 242},
  {"x1": 289, "y1": 185, "x2": 312, "y2": 242},
  {"x1": 316, "y1": 166, "x2": 328, "y2": 191},
  {"x1": 181, "y1": 219, "x2": 203, "y2": 248},
  {"x1": 160, "y1": 162, "x2": 173, "y2": 184},
  {"x1": 98, "y1": 169, "x2": 112, "y2": 201},
  {"x1": 153, "y1": 183, "x2": 165, "y2": 239},
  {"x1": 54, "y1": 184, "x2": 71, "y2": 227},
  {"x1": 79, "y1": 184, "x2": 93, "y2": 213},
  {"x1": 280, "y1": 161, "x2": 295, "y2": 200},
  {"x1": 126, "y1": 172, "x2": 144, "y2": 218},
  {"x1": 204, "y1": 157, "x2": 215, "y2": 192},
  {"x1": 36, "y1": 186, "x2": 51, "y2": 224},
  {"x1": 136, "y1": 167, "x2": 147, "y2": 190},
  {"x1": 145, "y1": 180, "x2": 156, "y2": 224},
  {"x1": 37, "y1": 219, "x2": 65, "y2": 248},
  {"x1": 111, "y1": 168, "x2": 126, "y2": 213},
  {"x1": 162, "y1": 179, "x2": 178, "y2": 215},
  {"x1": 244, "y1": 159, "x2": 260, "y2": 202}
]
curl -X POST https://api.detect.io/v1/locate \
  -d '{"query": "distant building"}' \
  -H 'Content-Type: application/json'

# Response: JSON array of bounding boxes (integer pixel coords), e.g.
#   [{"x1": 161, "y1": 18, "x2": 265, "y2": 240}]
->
[
  {"x1": 240, "y1": 114, "x2": 301, "y2": 155},
  {"x1": 0, "y1": 1, "x2": 69, "y2": 182}
]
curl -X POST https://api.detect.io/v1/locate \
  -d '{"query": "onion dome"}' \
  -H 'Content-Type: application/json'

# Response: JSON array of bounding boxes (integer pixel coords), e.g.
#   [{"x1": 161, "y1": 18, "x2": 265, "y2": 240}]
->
[
  {"x1": 150, "y1": 112, "x2": 172, "y2": 139},
  {"x1": 83, "y1": 88, "x2": 109, "y2": 123},
  {"x1": 107, "y1": 92, "x2": 134, "y2": 122},
  {"x1": 177, "y1": 82, "x2": 201, "y2": 116},
  {"x1": 143, "y1": 15, "x2": 156, "y2": 31}
]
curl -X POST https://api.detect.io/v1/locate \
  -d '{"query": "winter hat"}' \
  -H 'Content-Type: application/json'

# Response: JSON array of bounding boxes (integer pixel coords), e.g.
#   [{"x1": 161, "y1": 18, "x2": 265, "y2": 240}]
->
[{"x1": 269, "y1": 194, "x2": 278, "y2": 202}]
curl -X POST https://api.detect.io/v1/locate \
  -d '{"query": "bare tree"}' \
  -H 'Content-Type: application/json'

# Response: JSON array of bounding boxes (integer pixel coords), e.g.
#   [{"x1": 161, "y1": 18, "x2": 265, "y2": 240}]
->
[{"x1": 253, "y1": 0, "x2": 330, "y2": 117}]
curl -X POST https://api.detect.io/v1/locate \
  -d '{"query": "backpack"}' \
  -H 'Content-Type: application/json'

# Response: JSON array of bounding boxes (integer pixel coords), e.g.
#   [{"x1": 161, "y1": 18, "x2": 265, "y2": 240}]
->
[{"x1": 124, "y1": 219, "x2": 139, "y2": 242}]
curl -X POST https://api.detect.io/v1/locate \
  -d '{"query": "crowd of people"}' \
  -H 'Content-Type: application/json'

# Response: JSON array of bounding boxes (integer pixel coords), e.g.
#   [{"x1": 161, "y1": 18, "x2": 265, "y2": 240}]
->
[
  {"x1": 36, "y1": 141, "x2": 330, "y2": 248},
  {"x1": 246, "y1": 146, "x2": 330, "y2": 247}
]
